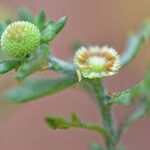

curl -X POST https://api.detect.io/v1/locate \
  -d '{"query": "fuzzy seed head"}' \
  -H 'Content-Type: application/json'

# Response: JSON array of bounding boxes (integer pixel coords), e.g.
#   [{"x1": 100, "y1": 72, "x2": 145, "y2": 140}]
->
[
  {"x1": 1, "y1": 21, "x2": 40, "y2": 58},
  {"x1": 74, "y1": 46, "x2": 121, "y2": 79}
]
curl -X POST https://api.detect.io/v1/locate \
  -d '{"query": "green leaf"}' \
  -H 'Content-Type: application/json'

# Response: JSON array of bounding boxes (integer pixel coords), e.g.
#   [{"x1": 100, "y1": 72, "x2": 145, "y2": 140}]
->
[
  {"x1": 35, "y1": 11, "x2": 46, "y2": 30},
  {"x1": 53, "y1": 16, "x2": 67, "y2": 35},
  {"x1": 17, "y1": 8, "x2": 34, "y2": 23},
  {"x1": 108, "y1": 81, "x2": 144, "y2": 105},
  {"x1": 5, "y1": 76, "x2": 76, "y2": 103},
  {"x1": 0, "y1": 60, "x2": 21, "y2": 74},
  {"x1": 41, "y1": 16, "x2": 67, "y2": 44},
  {"x1": 71, "y1": 112, "x2": 81, "y2": 125},
  {"x1": 116, "y1": 68, "x2": 150, "y2": 139},
  {"x1": 46, "y1": 113, "x2": 108, "y2": 138},
  {"x1": 18, "y1": 8, "x2": 46, "y2": 30},
  {"x1": 46, "y1": 116, "x2": 70, "y2": 129},
  {"x1": 117, "y1": 146, "x2": 126, "y2": 150},
  {"x1": 121, "y1": 20, "x2": 150, "y2": 67},
  {"x1": 90, "y1": 143, "x2": 105, "y2": 150},
  {"x1": 109, "y1": 66, "x2": 150, "y2": 105},
  {"x1": 41, "y1": 24, "x2": 55, "y2": 43}
]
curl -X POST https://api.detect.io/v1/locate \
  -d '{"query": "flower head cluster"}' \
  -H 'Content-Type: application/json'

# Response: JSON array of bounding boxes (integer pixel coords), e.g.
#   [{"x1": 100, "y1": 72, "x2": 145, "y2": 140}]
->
[
  {"x1": 1, "y1": 21, "x2": 40, "y2": 59},
  {"x1": 74, "y1": 46, "x2": 120, "y2": 80}
]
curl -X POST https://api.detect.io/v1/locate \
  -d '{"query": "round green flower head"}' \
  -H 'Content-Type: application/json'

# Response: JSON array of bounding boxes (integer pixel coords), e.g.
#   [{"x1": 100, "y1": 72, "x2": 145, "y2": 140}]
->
[
  {"x1": 74, "y1": 46, "x2": 120, "y2": 80},
  {"x1": 1, "y1": 21, "x2": 40, "y2": 58}
]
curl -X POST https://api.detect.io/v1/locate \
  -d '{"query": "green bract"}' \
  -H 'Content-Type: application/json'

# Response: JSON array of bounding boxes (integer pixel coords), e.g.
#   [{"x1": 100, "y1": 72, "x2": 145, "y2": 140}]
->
[{"x1": 1, "y1": 21, "x2": 40, "y2": 58}]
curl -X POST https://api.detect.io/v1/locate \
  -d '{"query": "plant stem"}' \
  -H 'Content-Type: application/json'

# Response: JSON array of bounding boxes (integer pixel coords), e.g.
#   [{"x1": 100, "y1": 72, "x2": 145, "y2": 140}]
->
[
  {"x1": 49, "y1": 56, "x2": 76, "y2": 76},
  {"x1": 70, "y1": 121, "x2": 109, "y2": 138},
  {"x1": 89, "y1": 79, "x2": 117, "y2": 150}
]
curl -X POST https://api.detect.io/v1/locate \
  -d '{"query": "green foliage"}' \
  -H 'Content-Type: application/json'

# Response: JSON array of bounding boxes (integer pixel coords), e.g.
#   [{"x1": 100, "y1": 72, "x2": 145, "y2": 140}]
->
[
  {"x1": 35, "y1": 11, "x2": 46, "y2": 30},
  {"x1": 18, "y1": 9, "x2": 67, "y2": 46},
  {"x1": 121, "y1": 20, "x2": 150, "y2": 67},
  {"x1": 90, "y1": 142, "x2": 126, "y2": 150},
  {"x1": 108, "y1": 81, "x2": 144, "y2": 105},
  {"x1": 15, "y1": 44, "x2": 50, "y2": 81},
  {"x1": 112, "y1": 68, "x2": 150, "y2": 141},
  {"x1": 0, "y1": 9, "x2": 67, "y2": 81},
  {"x1": 109, "y1": 66, "x2": 150, "y2": 105},
  {"x1": 0, "y1": 60, "x2": 21, "y2": 74},
  {"x1": 18, "y1": 8, "x2": 34, "y2": 23},
  {"x1": 18, "y1": 8, "x2": 46, "y2": 31},
  {"x1": 1, "y1": 8, "x2": 150, "y2": 150},
  {"x1": 0, "y1": 19, "x2": 12, "y2": 38},
  {"x1": 117, "y1": 147, "x2": 126, "y2": 150},
  {"x1": 0, "y1": 44, "x2": 50, "y2": 79},
  {"x1": 41, "y1": 16, "x2": 67, "y2": 44},
  {"x1": 46, "y1": 116, "x2": 70, "y2": 129},
  {"x1": 46, "y1": 113, "x2": 108, "y2": 137},
  {"x1": 6, "y1": 76, "x2": 76, "y2": 103},
  {"x1": 90, "y1": 143, "x2": 105, "y2": 150}
]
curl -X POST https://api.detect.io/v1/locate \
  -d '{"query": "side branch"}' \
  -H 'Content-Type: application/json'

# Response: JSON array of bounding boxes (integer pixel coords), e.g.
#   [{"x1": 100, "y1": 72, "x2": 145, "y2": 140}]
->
[
  {"x1": 46, "y1": 113, "x2": 109, "y2": 138},
  {"x1": 48, "y1": 56, "x2": 77, "y2": 76}
]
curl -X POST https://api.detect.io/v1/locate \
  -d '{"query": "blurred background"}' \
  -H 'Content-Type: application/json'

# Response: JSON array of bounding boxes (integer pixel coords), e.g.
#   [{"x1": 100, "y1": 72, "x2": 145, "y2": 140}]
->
[{"x1": 0, "y1": 0, "x2": 150, "y2": 150}]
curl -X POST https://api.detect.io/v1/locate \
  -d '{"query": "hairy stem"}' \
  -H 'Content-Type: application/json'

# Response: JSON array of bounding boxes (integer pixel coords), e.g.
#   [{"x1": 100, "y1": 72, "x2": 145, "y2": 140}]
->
[
  {"x1": 48, "y1": 56, "x2": 76, "y2": 76},
  {"x1": 89, "y1": 79, "x2": 117, "y2": 150},
  {"x1": 70, "y1": 121, "x2": 109, "y2": 138}
]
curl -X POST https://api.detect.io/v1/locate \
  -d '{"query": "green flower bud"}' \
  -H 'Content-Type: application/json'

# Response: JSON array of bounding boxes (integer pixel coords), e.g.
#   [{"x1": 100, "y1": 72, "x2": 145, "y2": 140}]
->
[{"x1": 1, "y1": 21, "x2": 40, "y2": 58}]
